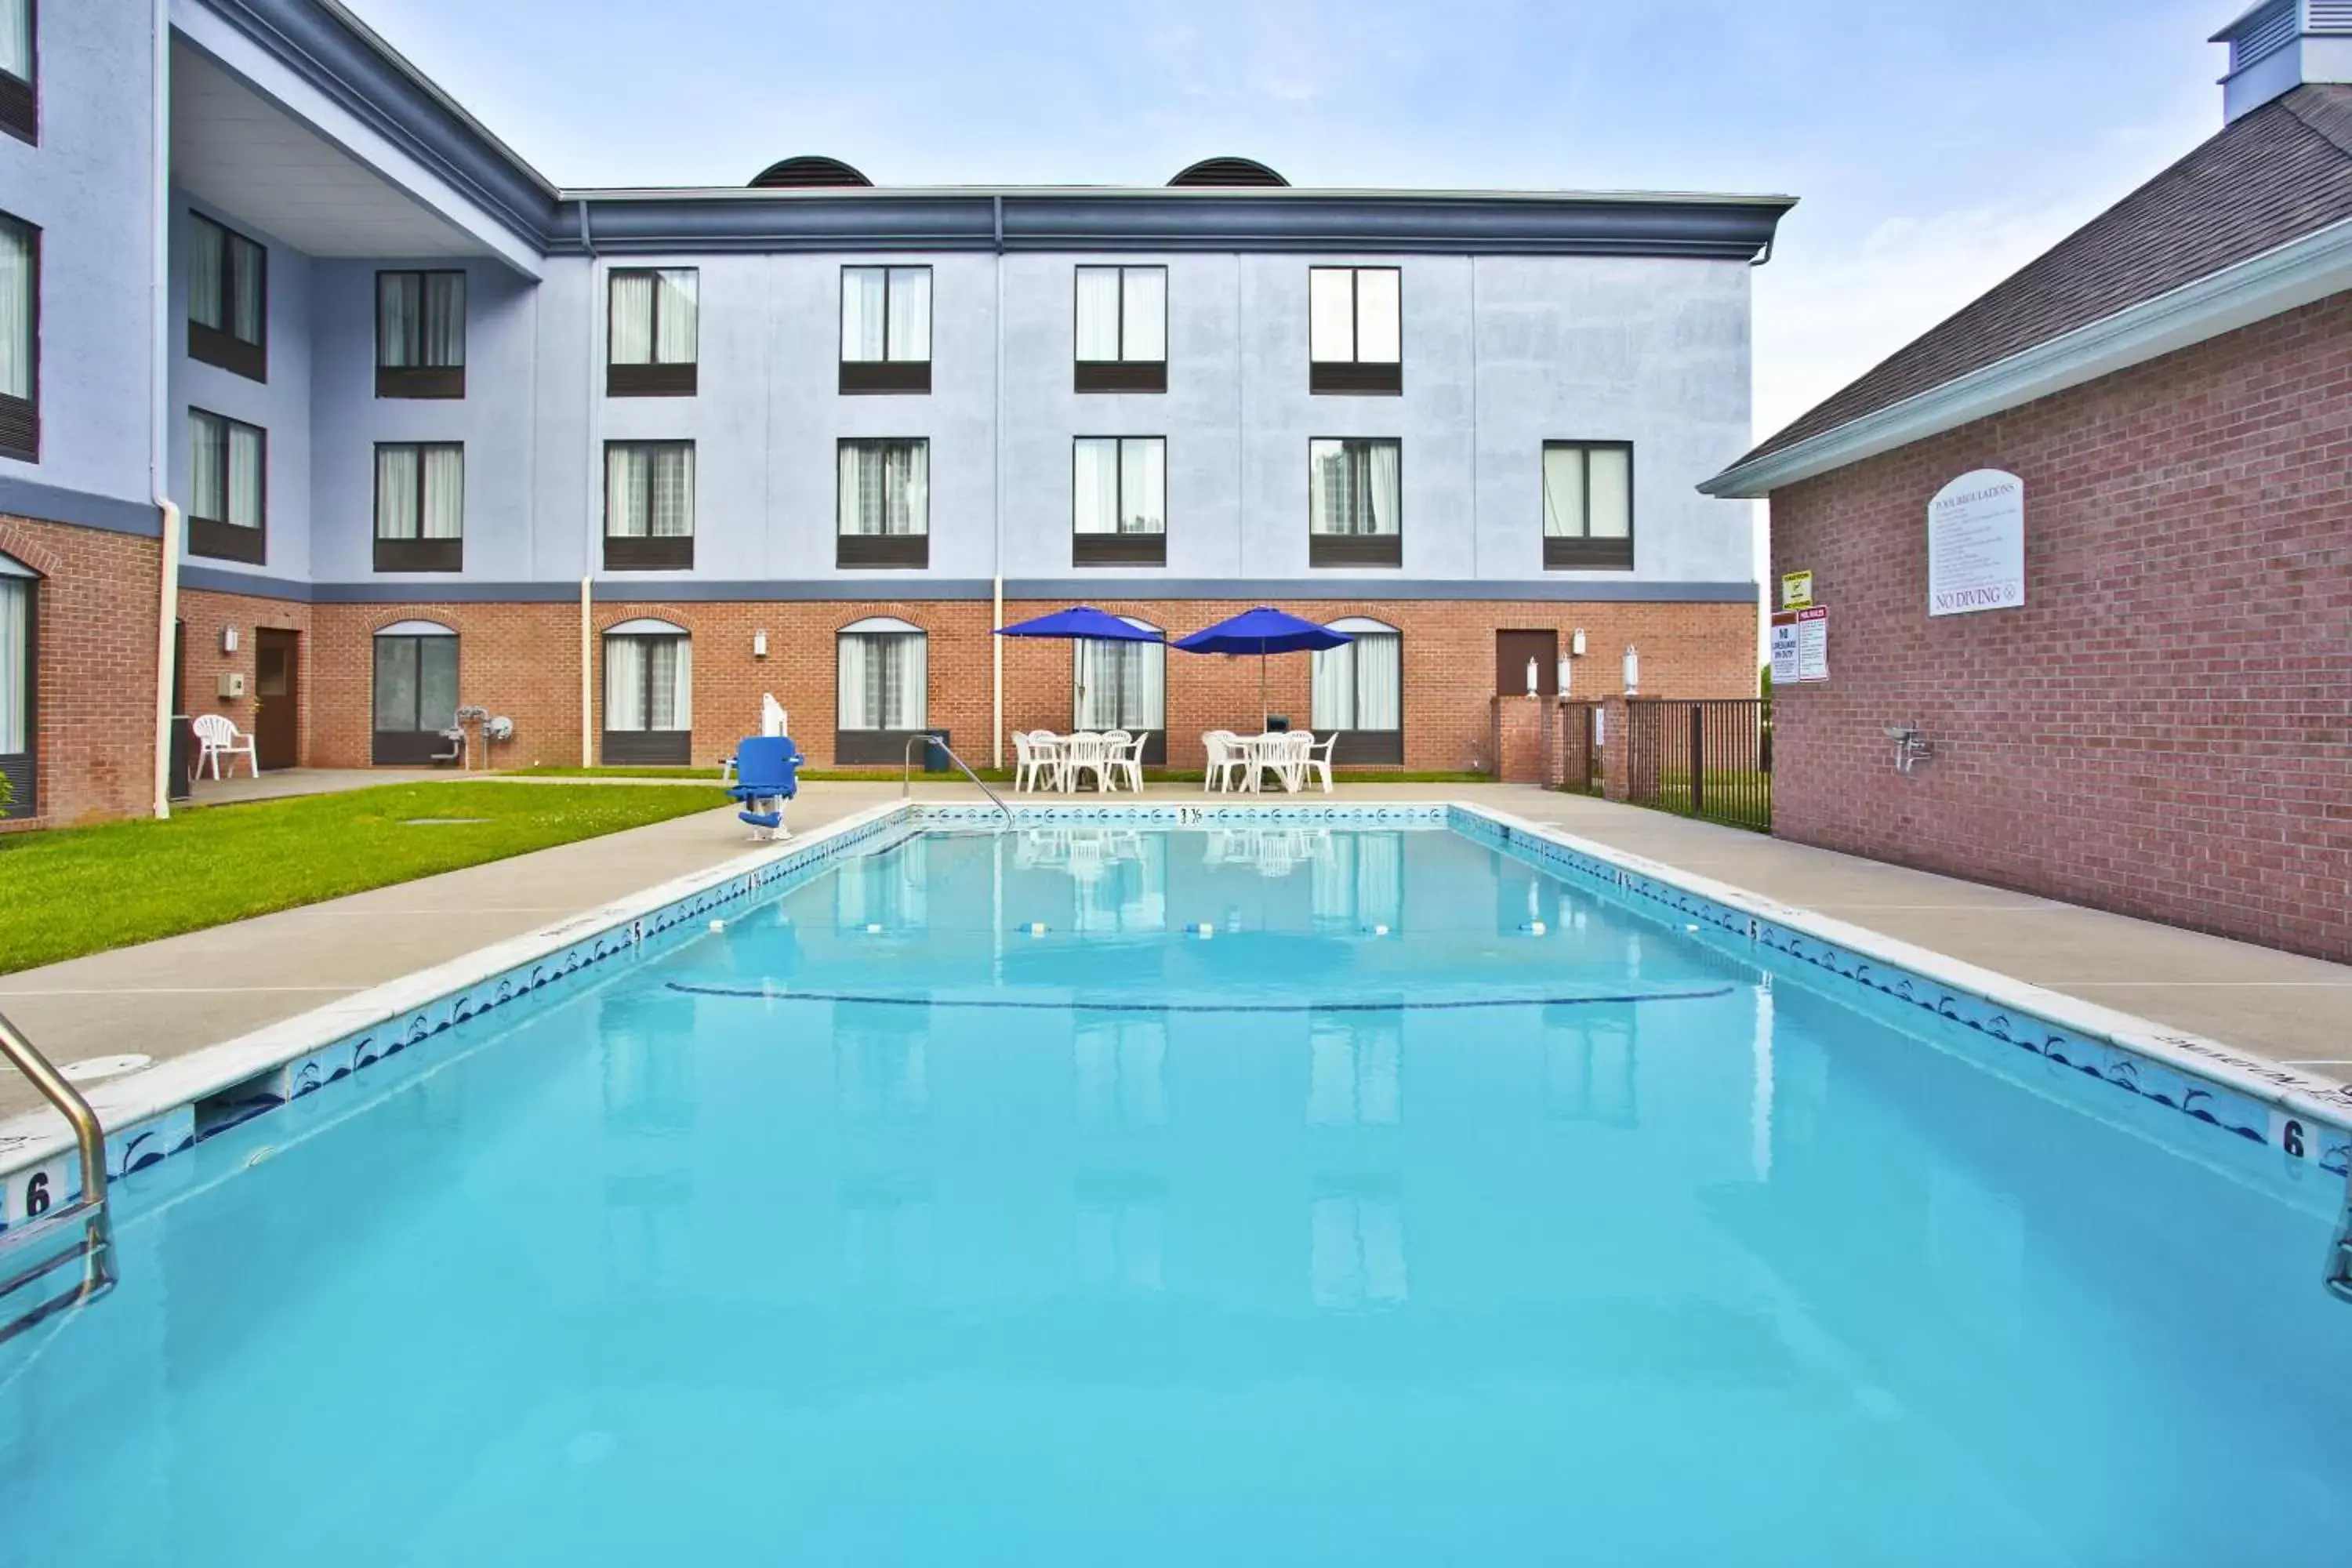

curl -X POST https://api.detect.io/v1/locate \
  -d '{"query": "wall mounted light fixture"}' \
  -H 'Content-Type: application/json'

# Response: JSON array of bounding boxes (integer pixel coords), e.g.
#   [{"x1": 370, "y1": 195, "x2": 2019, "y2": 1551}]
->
[
  {"x1": 1570, "y1": 628, "x2": 1587, "y2": 658},
  {"x1": 753, "y1": 630, "x2": 769, "y2": 659},
  {"x1": 1622, "y1": 645, "x2": 1639, "y2": 695},
  {"x1": 221, "y1": 626, "x2": 239, "y2": 654}
]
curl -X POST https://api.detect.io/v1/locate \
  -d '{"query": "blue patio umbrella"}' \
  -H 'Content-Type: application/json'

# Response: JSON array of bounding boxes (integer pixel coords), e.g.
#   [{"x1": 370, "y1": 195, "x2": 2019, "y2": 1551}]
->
[
  {"x1": 993, "y1": 606, "x2": 1164, "y2": 642},
  {"x1": 1171, "y1": 606, "x2": 1352, "y2": 728}
]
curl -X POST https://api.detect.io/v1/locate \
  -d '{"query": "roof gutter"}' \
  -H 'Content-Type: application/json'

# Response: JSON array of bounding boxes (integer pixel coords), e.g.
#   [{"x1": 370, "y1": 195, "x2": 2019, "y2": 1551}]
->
[{"x1": 1702, "y1": 211, "x2": 2352, "y2": 499}]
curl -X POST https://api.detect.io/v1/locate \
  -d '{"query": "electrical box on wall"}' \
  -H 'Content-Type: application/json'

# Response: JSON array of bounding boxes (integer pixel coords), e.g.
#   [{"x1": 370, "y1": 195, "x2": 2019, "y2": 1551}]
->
[{"x1": 216, "y1": 672, "x2": 245, "y2": 699}]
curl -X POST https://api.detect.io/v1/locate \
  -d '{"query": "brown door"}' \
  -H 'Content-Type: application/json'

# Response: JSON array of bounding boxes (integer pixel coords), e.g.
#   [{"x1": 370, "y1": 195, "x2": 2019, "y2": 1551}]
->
[
  {"x1": 252, "y1": 629, "x2": 301, "y2": 771},
  {"x1": 1495, "y1": 630, "x2": 1559, "y2": 696}
]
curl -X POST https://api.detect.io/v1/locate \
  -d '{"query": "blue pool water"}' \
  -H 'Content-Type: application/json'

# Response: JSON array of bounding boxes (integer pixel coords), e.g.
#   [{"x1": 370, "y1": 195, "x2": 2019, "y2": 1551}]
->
[{"x1": 4, "y1": 824, "x2": 2350, "y2": 1566}]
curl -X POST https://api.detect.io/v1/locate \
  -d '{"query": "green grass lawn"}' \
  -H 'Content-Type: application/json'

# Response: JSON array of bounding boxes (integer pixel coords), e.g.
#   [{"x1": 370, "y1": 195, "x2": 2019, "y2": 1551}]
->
[{"x1": 0, "y1": 782, "x2": 728, "y2": 975}]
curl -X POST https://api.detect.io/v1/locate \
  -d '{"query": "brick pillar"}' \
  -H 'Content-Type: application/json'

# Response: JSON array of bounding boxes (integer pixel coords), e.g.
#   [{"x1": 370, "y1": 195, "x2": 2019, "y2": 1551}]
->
[
  {"x1": 1601, "y1": 695, "x2": 1631, "y2": 802},
  {"x1": 1491, "y1": 695, "x2": 1550, "y2": 784}
]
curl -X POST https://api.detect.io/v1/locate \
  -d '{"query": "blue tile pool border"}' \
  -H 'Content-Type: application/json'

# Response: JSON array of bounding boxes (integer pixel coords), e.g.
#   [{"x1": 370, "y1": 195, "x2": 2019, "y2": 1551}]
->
[{"x1": 3, "y1": 797, "x2": 2345, "y2": 1231}]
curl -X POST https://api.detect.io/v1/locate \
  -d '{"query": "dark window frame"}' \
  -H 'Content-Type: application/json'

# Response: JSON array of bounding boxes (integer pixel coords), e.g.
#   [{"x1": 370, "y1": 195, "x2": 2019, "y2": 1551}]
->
[
  {"x1": 1306, "y1": 436, "x2": 1403, "y2": 569},
  {"x1": 0, "y1": 0, "x2": 34, "y2": 147},
  {"x1": 602, "y1": 439, "x2": 695, "y2": 571},
  {"x1": 601, "y1": 630, "x2": 692, "y2": 765},
  {"x1": 369, "y1": 630, "x2": 460, "y2": 764},
  {"x1": 606, "y1": 267, "x2": 699, "y2": 397},
  {"x1": 186, "y1": 212, "x2": 267, "y2": 383},
  {"x1": 0, "y1": 557, "x2": 36, "y2": 815},
  {"x1": 0, "y1": 212, "x2": 35, "y2": 462},
  {"x1": 187, "y1": 407, "x2": 267, "y2": 564},
  {"x1": 1071, "y1": 434, "x2": 1167, "y2": 567},
  {"x1": 838, "y1": 264, "x2": 932, "y2": 394},
  {"x1": 1541, "y1": 440, "x2": 1636, "y2": 572},
  {"x1": 1308, "y1": 265, "x2": 1403, "y2": 396},
  {"x1": 1073, "y1": 264, "x2": 1168, "y2": 394},
  {"x1": 836, "y1": 437, "x2": 930, "y2": 568},
  {"x1": 1313, "y1": 621, "x2": 1405, "y2": 765},
  {"x1": 833, "y1": 624, "x2": 929, "y2": 764},
  {"x1": 372, "y1": 441, "x2": 464, "y2": 572},
  {"x1": 376, "y1": 269, "x2": 467, "y2": 399}
]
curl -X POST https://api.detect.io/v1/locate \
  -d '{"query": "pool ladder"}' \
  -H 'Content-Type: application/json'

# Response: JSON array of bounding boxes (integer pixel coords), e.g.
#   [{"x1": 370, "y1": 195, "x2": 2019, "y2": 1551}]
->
[
  {"x1": 0, "y1": 1009, "x2": 116, "y2": 1345},
  {"x1": 902, "y1": 733, "x2": 1014, "y2": 831},
  {"x1": 2328, "y1": 1167, "x2": 2352, "y2": 1307}
]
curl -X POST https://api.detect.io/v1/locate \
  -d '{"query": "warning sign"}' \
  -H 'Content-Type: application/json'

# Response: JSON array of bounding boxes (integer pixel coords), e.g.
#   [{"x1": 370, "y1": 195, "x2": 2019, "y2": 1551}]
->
[{"x1": 1770, "y1": 606, "x2": 1828, "y2": 684}]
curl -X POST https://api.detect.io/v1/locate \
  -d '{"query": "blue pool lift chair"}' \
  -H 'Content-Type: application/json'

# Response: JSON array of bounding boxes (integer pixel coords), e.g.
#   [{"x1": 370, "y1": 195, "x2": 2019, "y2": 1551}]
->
[{"x1": 729, "y1": 735, "x2": 804, "y2": 841}]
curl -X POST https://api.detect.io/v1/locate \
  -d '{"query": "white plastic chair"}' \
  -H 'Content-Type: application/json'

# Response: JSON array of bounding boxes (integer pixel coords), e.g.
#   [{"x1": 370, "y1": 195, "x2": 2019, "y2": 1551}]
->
[
  {"x1": 1065, "y1": 732, "x2": 1114, "y2": 793},
  {"x1": 191, "y1": 713, "x2": 260, "y2": 780},
  {"x1": 1092, "y1": 731, "x2": 1134, "y2": 793},
  {"x1": 1266, "y1": 732, "x2": 1312, "y2": 794},
  {"x1": 1301, "y1": 731, "x2": 1338, "y2": 794},
  {"x1": 1012, "y1": 731, "x2": 1047, "y2": 793},
  {"x1": 1202, "y1": 731, "x2": 1245, "y2": 793},
  {"x1": 1116, "y1": 731, "x2": 1149, "y2": 793}
]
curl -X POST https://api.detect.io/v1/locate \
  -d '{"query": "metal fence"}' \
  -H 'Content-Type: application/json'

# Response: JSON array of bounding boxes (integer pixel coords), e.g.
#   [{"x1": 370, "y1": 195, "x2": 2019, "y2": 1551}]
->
[
  {"x1": 1624, "y1": 698, "x2": 1773, "y2": 833},
  {"x1": 1558, "y1": 701, "x2": 1604, "y2": 795}
]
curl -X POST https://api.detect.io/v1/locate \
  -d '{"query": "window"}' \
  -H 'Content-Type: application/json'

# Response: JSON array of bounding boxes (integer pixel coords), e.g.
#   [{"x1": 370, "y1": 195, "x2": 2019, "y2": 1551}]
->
[
  {"x1": 0, "y1": 212, "x2": 31, "y2": 461},
  {"x1": 0, "y1": 550, "x2": 34, "y2": 815},
  {"x1": 837, "y1": 439, "x2": 928, "y2": 568},
  {"x1": 840, "y1": 266, "x2": 931, "y2": 394},
  {"x1": 0, "y1": 0, "x2": 33, "y2": 145},
  {"x1": 373, "y1": 444, "x2": 463, "y2": 572},
  {"x1": 836, "y1": 617, "x2": 927, "y2": 764},
  {"x1": 370, "y1": 622, "x2": 459, "y2": 765},
  {"x1": 376, "y1": 270, "x2": 466, "y2": 397},
  {"x1": 608, "y1": 267, "x2": 698, "y2": 396},
  {"x1": 1541, "y1": 441, "x2": 1634, "y2": 570},
  {"x1": 604, "y1": 441, "x2": 695, "y2": 570},
  {"x1": 1308, "y1": 438, "x2": 1400, "y2": 568},
  {"x1": 1308, "y1": 266, "x2": 1401, "y2": 394},
  {"x1": 187, "y1": 409, "x2": 266, "y2": 564},
  {"x1": 1311, "y1": 616, "x2": 1403, "y2": 764},
  {"x1": 1072, "y1": 436, "x2": 1165, "y2": 566},
  {"x1": 602, "y1": 619, "x2": 692, "y2": 765},
  {"x1": 1074, "y1": 266, "x2": 1167, "y2": 393},
  {"x1": 1074, "y1": 617, "x2": 1166, "y2": 762},
  {"x1": 188, "y1": 214, "x2": 267, "y2": 383}
]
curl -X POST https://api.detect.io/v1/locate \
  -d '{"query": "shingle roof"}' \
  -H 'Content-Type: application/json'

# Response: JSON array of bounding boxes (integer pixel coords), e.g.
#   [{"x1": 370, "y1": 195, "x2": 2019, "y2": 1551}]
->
[{"x1": 1733, "y1": 84, "x2": 2352, "y2": 471}]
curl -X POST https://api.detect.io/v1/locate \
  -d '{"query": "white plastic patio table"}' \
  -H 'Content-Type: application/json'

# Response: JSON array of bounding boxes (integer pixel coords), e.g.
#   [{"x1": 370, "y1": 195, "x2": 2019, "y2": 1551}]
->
[{"x1": 1236, "y1": 733, "x2": 1302, "y2": 793}]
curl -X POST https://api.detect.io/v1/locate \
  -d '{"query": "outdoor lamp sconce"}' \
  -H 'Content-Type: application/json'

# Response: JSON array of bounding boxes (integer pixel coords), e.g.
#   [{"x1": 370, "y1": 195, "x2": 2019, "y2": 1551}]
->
[
  {"x1": 221, "y1": 626, "x2": 239, "y2": 655},
  {"x1": 1884, "y1": 724, "x2": 1934, "y2": 775},
  {"x1": 1558, "y1": 656, "x2": 1573, "y2": 697},
  {"x1": 1570, "y1": 628, "x2": 1587, "y2": 658},
  {"x1": 753, "y1": 630, "x2": 769, "y2": 659},
  {"x1": 1622, "y1": 645, "x2": 1639, "y2": 695}
]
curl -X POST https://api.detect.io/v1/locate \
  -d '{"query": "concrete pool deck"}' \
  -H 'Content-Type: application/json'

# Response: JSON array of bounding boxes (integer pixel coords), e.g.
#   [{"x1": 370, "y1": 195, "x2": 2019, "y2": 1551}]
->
[{"x1": 3, "y1": 778, "x2": 2346, "y2": 1121}]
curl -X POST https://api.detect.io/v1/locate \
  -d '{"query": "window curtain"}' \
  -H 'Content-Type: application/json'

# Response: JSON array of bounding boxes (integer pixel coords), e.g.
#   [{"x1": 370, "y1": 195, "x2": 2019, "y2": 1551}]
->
[
  {"x1": 610, "y1": 271, "x2": 655, "y2": 365},
  {"x1": 1588, "y1": 446, "x2": 1632, "y2": 538},
  {"x1": 372, "y1": 636, "x2": 417, "y2": 732},
  {"x1": 1311, "y1": 641, "x2": 1356, "y2": 729},
  {"x1": 189, "y1": 220, "x2": 227, "y2": 334},
  {"x1": 837, "y1": 632, "x2": 869, "y2": 727},
  {"x1": 841, "y1": 268, "x2": 887, "y2": 362},
  {"x1": 1120, "y1": 268, "x2": 1165, "y2": 362},
  {"x1": 1354, "y1": 269, "x2": 1401, "y2": 362},
  {"x1": 1364, "y1": 442, "x2": 1400, "y2": 536},
  {"x1": 0, "y1": 218, "x2": 33, "y2": 401},
  {"x1": 604, "y1": 637, "x2": 646, "y2": 731},
  {"x1": 0, "y1": 0, "x2": 30, "y2": 82},
  {"x1": 1075, "y1": 637, "x2": 1163, "y2": 731},
  {"x1": 423, "y1": 273, "x2": 465, "y2": 368},
  {"x1": 1354, "y1": 632, "x2": 1401, "y2": 728},
  {"x1": 1309, "y1": 441, "x2": 1396, "y2": 537},
  {"x1": 648, "y1": 446, "x2": 694, "y2": 537},
  {"x1": 375, "y1": 447, "x2": 419, "y2": 539},
  {"x1": 189, "y1": 414, "x2": 223, "y2": 521},
  {"x1": 842, "y1": 443, "x2": 926, "y2": 536},
  {"x1": 1308, "y1": 441, "x2": 1352, "y2": 536},
  {"x1": 0, "y1": 575, "x2": 27, "y2": 754},
  {"x1": 1541, "y1": 446, "x2": 1586, "y2": 538},
  {"x1": 840, "y1": 633, "x2": 926, "y2": 730},
  {"x1": 654, "y1": 270, "x2": 697, "y2": 365},
  {"x1": 230, "y1": 234, "x2": 264, "y2": 345},
  {"x1": 378, "y1": 274, "x2": 417, "y2": 368},
  {"x1": 1072, "y1": 438, "x2": 1119, "y2": 535},
  {"x1": 1075, "y1": 268, "x2": 1120, "y2": 360},
  {"x1": 227, "y1": 424, "x2": 263, "y2": 529},
  {"x1": 644, "y1": 639, "x2": 690, "y2": 730},
  {"x1": 1308, "y1": 269, "x2": 1354, "y2": 362},
  {"x1": 886, "y1": 267, "x2": 930, "y2": 362},
  {"x1": 607, "y1": 446, "x2": 646, "y2": 536},
  {"x1": 421, "y1": 446, "x2": 463, "y2": 539},
  {"x1": 418, "y1": 637, "x2": 459, "y2": 730},
  {"x1": 1119, "y1": 437, "x2": 1164, "y2": 534}
]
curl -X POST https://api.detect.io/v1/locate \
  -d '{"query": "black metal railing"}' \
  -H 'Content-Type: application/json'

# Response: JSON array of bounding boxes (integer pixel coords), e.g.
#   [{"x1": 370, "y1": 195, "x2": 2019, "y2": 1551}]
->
[
  {"x1": 1624, "y1": 698, "x2": 1772, "y2": 832},
  {"x1": 1558, "y1": 701, "x2": 1604, "y2": 795}
]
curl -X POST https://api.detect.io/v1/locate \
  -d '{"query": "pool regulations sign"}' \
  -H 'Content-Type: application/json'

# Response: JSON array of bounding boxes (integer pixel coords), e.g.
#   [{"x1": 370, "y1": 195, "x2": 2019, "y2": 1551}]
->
[{"x1": 1927, "y1": 469, "x2": 2026, "y2": 616}]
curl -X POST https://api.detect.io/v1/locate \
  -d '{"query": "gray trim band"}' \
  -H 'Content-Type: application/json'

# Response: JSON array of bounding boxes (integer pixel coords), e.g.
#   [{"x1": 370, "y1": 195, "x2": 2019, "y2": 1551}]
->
[
  {"x1": 0, "y1": 476, "x2": 163, "y2": 538},
  {"x1": 181, "y1": 573, "x2": 1760, "y2": 605}
]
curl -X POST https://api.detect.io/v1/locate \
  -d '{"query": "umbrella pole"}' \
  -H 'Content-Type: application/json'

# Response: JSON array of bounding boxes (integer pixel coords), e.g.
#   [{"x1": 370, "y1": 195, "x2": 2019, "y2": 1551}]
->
[{"x1": 1259, "y1": 649, "x2": 1269, "y2": 729}]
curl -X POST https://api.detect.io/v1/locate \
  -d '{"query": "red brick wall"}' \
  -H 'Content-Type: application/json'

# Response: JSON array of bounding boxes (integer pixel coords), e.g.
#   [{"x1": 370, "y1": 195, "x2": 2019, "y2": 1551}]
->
[
  {"x1": 176, "y1": 587, "x2": 313, "y2": 766},
  {"x1": 0, "y1": 516, "x2": 159, "y2": 829},
  {"x1": 1768, "y1": 294, "x2": 2352, "y2": 962}
]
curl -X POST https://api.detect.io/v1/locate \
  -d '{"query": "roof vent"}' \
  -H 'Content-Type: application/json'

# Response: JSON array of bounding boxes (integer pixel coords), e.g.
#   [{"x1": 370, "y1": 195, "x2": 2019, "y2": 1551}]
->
[
  {"x1": 2212, "y1": 1, "x2": 2352, "y2": 122},
  {"x1": 750, "y1": 156, "x2": 873, "y2": 189},
  {"x1": 1167, "y1": 157, "x2": 1289, "y2": 188}
]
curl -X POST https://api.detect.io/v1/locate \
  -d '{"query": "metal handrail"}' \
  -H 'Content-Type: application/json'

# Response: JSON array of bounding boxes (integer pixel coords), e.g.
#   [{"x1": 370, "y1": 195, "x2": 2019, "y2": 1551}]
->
[
  {"x1": 0, "y1": 1009, "x2": 116, "y2": 1345},
  {"x1": 2328, "y1": 1165, "x2": 2352, "y2": 1306},
  {"x1": 902, "y1": 732, "x2": 1014, "y2": 831}
]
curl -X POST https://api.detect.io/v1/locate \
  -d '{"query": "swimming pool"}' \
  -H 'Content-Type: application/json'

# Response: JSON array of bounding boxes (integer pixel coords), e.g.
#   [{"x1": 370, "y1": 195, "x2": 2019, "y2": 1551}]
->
[{"x1": 4, "y1": 815, "x2": 2350, "y2": 1565}]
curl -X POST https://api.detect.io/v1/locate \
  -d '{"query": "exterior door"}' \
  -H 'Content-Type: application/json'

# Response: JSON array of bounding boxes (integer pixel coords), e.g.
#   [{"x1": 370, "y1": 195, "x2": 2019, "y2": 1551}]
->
[
  {"x1": 253, "y1": 628, "x2": 300, "y2": 770},
  {"x1": 1495, "y1": 630, "x2": 1559, "y2": 696}
]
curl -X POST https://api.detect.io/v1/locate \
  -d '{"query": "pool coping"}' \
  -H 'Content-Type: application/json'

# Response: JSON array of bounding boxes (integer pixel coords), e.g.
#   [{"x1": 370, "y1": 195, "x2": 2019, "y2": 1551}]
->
[{"x1": 3, "y1": 797, "x2": 2347, "y2": 1229}]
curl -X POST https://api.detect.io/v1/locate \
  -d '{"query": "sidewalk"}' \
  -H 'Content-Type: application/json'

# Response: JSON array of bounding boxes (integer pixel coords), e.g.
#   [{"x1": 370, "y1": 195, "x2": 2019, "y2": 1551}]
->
[{"x1": 4, "y1": 780, "x2": 2345, "y2": 1120}]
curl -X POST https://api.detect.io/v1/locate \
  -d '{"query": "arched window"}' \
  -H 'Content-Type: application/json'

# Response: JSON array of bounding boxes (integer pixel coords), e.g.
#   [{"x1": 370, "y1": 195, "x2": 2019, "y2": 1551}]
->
[
  {"x1": 603, "y1": 618, "x2": 692, "y2": 765},
  {"x1": 1073, "y1": 615, "x2": 1165, "y2": 761},
  {"x1": 1310, "y1": 616, "x2": 1402, "y2": 764},
  {"x1": 371, "y1": 619, "x2": 459, "y2": 765},
  {"x1": 836, "y1": 615, "x2": 927, "y2": 764},
  {"x1": 0, "y1": 550, "x2": 36, "y2": 814}
]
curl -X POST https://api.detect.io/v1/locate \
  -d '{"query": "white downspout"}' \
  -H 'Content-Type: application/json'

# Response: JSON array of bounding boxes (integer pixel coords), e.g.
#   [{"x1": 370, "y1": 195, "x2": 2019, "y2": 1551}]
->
[
  {"x1": 148, "y1": 0, "x2": 180, "y2": 820},
  {"x1": 990, "y1": 195, "x2": 1005, "y2": 770},
  {"x1": 578, "y1": 200, "x2": 597, "y2": 767}
]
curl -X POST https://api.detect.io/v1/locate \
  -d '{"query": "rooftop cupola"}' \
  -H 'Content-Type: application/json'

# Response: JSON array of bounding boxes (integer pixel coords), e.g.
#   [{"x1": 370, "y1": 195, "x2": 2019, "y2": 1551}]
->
[{"x1": 2212, "y1": 1, "x2": 2352, "y2": 121}]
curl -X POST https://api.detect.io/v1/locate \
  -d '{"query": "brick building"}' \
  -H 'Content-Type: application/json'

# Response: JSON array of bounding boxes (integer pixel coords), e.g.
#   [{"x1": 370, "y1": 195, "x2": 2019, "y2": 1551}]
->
[
  {"x1": 0, "y1": 0, "x2": 1786, "y2": 830},
  {"x1": 1704, "y1": 4, "x2": 2352, "y2": 963}
]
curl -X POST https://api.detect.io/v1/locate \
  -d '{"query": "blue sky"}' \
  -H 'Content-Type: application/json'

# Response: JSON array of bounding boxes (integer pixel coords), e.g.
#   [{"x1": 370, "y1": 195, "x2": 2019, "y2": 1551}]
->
[{"x1": 350, "y1": 0, "x2": 2232, "y2": 439}]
